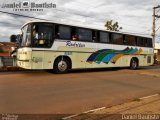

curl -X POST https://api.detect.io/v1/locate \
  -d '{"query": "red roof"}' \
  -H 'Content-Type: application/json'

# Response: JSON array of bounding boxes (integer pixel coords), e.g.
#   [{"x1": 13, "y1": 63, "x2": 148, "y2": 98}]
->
[
  {"x1": 0, "y1": 53, "x2": 10, "y2": 57},
  {"x1": 0, "y1": 42, "x2": 17, "y2": 57}
]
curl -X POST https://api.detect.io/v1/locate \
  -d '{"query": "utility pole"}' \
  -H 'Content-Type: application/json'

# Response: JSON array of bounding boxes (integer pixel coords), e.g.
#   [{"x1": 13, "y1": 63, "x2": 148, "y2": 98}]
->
[{"x1": 152, "y1": 5, "x2": 160, "y2": 47}]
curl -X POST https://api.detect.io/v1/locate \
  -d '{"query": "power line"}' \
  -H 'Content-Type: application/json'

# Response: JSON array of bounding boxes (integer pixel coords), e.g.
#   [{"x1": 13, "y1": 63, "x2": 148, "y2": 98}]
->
[
  {"x1": 0, "y1": 10, "x2": 48, "y2": 21},
  {"x1": 156, "y1": 26, "x2": 160, "y2": 32},
  {"x1": 156, "y1": 8, "x2": 160, "y2": 14},
  {"x1": 0, "y1": 10, "x2": 105, "y2": 29}
]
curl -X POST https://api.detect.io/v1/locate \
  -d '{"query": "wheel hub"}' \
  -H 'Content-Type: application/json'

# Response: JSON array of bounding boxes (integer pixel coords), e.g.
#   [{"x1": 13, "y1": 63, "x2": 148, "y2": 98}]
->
[{"x1": 58, "y1": 61, "x2": 67, "y2": 72}]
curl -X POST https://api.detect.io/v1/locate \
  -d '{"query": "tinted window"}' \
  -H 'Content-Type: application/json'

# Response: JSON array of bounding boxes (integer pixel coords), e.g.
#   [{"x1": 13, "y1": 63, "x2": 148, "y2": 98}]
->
[
  {"x1": 32, "y1": 24, "x2": 53, "y2": 48},
  {"x1": 59, "y1": 26, "x2": 71, "y2": 39},
  {"x1": 92, "y1": 31, "x2": 97, "y2": 42},
  {"x1": 100, "y1": 32, "x2": 110, "y2": 43},
  {"x1": 147, "y1": 38, "x2": 153, "y2": 47},
  {"x1": 125, "y1": 35, "x2": 136, "y2": 46},
  {"x1": 78, "y1": 29, "x2": 92, "y2": 41},
  {"x1": 144, "y1": 38, "x2": 148, "y2": 47},
  {"x1": 137, "y1": 37, "x2": 144, "y2": 47},
  {"x1": 112, "y1": 33, "x2": 123, "y2": 44}
]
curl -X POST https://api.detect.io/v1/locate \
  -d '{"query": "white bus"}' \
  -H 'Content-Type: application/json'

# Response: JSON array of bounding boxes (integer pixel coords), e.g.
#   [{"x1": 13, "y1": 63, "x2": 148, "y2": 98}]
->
[{"x1": 17, "y1": 21, "x2": 154, "y2": 73}]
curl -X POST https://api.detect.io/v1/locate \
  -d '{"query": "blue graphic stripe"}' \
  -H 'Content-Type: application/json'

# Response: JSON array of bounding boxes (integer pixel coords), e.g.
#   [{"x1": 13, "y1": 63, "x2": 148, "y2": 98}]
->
[
  {"x1": 86, "y1": 49, "x2": 111, "y2": 62},
  {"x1": 102, "y1": 54, "x2": 116, "y2": 63}
]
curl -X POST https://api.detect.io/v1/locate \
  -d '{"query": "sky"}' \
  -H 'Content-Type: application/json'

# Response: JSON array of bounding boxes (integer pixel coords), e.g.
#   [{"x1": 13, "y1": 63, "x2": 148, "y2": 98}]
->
[{"x1": 0, "y1": 0, "x2": 160, "y2": 42}]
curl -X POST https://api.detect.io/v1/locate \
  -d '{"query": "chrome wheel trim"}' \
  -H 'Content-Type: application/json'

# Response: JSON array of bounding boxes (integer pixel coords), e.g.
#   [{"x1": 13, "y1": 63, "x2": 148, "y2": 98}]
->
[
  {"x1": 58, "y1": 61, "x2": 67, "y2": 72},
  {"x1": 132, "y1": 60, "x2": 137, "y2": 69}
]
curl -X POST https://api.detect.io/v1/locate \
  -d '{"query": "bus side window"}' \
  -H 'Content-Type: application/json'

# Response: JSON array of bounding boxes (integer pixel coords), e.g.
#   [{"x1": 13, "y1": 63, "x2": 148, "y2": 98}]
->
[
  {"x1": 147, "y1": 38, "x2": 153, "y2": 47},
  {"x1": 125, "y1": 35, "x2": 136, "y2": 46},
  {"x1": 96, "y1": 31, "x2": 100, "y2": 43},
  {"x1": 55, "y1": 25, "x2": 59, "y2": 38},
  {"x1": 99, "y1": 31, "x2": 110, "y2": 43},
  {"x1": 71, "y1": 27, "x2": 78, "y2": 41},
  {"x1": 124, "y1": 35, "x2": 127, "y2": 45},
  {"x1": 144, "y1": 38, "x2": 148, "y2": 47},
  {"x1": 58, "y1": 25, "x2": 71, "y2": 40},
  {"x1": 112, "y1": 33, "x2": 123, "y2": 45},
  {"x1": 92, "y1": 30, "x2": 97, "y2": 42},
  {"x1": 137, "y1": 37, "x2": 144, "y2": 47},
  {"x1": 77, "y1": 28, "x2": 92, "y2": 42}
]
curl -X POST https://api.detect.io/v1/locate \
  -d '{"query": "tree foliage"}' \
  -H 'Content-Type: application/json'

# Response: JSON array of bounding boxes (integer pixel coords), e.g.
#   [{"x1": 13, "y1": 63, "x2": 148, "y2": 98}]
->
[
  {"x1": 0, "y1": 47, "x2": 3, "y2": 53},
  {"x1": 10, "y1": 35, "x2": 17, "y2": 42},
  {"x1": 105, "y1": 20, "x2": 122, "y2": 31}
]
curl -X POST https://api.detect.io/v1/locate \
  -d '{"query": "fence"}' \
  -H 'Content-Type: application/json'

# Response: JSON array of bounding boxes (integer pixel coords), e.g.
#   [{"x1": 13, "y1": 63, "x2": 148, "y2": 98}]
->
[{"x1": 0, "y1": 56, "x2": 16, "y2": 67}]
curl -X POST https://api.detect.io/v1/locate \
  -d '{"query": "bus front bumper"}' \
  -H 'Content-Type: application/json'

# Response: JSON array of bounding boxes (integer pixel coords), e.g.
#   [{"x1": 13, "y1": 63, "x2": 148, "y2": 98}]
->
[{"x1": 17, "y1": 60, "x2": 32, "y2": 69}]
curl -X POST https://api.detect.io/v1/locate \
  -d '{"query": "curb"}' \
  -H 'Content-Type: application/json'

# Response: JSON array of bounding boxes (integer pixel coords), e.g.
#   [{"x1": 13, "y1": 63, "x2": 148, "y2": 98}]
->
[
  {"x1": 62, "y1": 107, "x2": 106, "y2": 120},
  {"x1": 139, "y1": 94, "x2": 159, "y2": 100},
  {"x1": 62, "y1": 93, "x2": 160, "y2": 120}
]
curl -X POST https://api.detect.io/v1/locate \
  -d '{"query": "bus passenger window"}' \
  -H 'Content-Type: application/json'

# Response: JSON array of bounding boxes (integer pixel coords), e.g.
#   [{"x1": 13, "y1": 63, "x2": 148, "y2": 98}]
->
[
  {"x1": 137, "y1": 37, "x2": 144, "y2": 47},
  {"x1": 125, "y1": 35, "x2": 136, "y2": 46},
  {"x1": 59, "y1": 26, "x2": 71, "y2": 40},
  {"x1": 92, "y1": 36, "x2": 96, "y2": 42},
  {"x1": 78, "y1": 28, "x2": 92, "y2": 42},
  {"x1": 92, "y1": 31, "x2": 97, "y2": 42},
  {"x1": 144, "y1": 38, "x2": 148, "y2": 47},
  {"x1": 112, "y1": 33, "x2": 123, "y2": 45},
  {"x1": 100, "y1": 32, "x2": 110, "y2": 43},
  {"x1": 55, "y1": 25, "x2": 59, "y2": 38},
  {"x1": 147, "y1": 38, "x2": 153, "y2": 47},
  {"x1": 72, "y1": 35, "x2": 79, "y2": 40}
]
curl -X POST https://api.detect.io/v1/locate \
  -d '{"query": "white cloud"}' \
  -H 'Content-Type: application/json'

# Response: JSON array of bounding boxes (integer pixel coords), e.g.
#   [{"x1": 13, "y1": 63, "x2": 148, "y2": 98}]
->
[{"x1": 0, "y1": 0, "x2": 159, "y2": 42}]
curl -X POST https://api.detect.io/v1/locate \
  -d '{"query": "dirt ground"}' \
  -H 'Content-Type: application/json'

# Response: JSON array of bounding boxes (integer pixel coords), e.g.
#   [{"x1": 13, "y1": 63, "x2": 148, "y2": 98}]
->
[
  {"x1": 0, "y1": 66, "x2": 160, "y2": 120},
  {"x1": 61, "y1": 68, "x2": 160, "y2": 120},
  {"x1": 64, "y1": 94, "x2": 160, "y2": 120}
]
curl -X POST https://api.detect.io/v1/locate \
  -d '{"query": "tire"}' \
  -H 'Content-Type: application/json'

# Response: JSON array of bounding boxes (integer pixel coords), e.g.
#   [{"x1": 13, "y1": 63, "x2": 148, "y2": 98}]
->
[
  {"x1": 130, "y1": 58, "x2": 138, "y2": 70},
  {"x1": 54, "y1": 58, "x2": 69, "y2": 73}
]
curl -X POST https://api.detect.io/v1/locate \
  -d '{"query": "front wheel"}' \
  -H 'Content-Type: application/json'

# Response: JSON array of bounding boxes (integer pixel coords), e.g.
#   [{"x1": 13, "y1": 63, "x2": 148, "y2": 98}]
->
[
  {"x1": 54, "y1": 58, "x2": 69, "y2": 73},
  {"x1": 130, "y1": 58, "x2": 138, "y2": 70}
]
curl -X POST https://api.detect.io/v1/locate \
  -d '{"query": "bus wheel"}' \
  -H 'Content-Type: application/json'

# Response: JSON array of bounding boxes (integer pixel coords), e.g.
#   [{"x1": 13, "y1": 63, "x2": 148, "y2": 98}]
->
[
  {"x1": 54, "y1": 58, "x2": 69, "y2": 73},
  {"x1": 130, "y1": 58, "x2": 138, "y2": 70}
]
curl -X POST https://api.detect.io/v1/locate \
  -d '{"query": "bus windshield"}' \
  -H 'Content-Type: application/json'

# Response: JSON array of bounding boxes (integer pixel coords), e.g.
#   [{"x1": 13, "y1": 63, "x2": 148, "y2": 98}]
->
[
  {"x1": 32, "y1": 23, "x2": 54, "y2": 48},
  {"x1": 21, "y1": 24, "x2": 31, "y2": 47}
]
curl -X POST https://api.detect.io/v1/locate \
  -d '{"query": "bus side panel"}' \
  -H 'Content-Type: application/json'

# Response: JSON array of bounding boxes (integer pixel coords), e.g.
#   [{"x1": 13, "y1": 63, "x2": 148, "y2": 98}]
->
[
  {"x1": 31, "y1": 51, "x2": 44, "y2": 69},
  {"x1": 43, "y1": 51, "x2": 57, "y2": 69}
]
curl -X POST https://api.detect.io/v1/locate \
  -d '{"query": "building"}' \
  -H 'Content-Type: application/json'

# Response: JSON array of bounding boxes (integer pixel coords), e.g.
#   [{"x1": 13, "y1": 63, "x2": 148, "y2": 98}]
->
[
  {"x1": 154, "y1": 43, "x2": 160, "y2": 64},
  {"x1": 0, "y1": 42, "x2": 17, "y2": 67}
]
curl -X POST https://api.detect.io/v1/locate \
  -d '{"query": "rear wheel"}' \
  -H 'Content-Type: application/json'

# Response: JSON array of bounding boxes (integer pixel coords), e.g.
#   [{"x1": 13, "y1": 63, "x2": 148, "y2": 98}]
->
[
  {"x1": 130, "y1": 58, "x2": 138, "y2": 70},
  {"x1": 54, "y1": 58, "x2": 69, "y2": 73}
]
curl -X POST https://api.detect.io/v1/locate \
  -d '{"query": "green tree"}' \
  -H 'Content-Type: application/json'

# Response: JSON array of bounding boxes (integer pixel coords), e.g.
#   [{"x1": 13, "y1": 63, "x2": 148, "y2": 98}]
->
[
  {"x1": 10, "y1": 34, "x2": 17, "y2": 42},
  {"x1": 105, "y1": 20, "x2": 122, "y2": 31},
  {"x1": 0, "y1": 47, "x2": 3, "y2": 53}
]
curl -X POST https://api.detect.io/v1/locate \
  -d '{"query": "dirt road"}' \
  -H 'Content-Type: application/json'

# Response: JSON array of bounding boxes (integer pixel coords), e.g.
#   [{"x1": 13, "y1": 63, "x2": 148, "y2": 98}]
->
[{"x1": 0, "y1": 67, "x2": 160, "y2": 114}]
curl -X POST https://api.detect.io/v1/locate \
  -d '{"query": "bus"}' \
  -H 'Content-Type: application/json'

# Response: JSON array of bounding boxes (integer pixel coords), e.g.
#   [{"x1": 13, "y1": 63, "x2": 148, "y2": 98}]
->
[{"x1": 17, "y1": 21, "x2": 154, "y2": 73}]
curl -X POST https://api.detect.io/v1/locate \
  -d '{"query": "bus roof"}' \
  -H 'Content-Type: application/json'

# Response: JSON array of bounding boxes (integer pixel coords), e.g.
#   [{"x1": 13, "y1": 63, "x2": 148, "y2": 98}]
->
[{"x1": 22, "y1": 20, "x2": 152, "y2": 39}]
